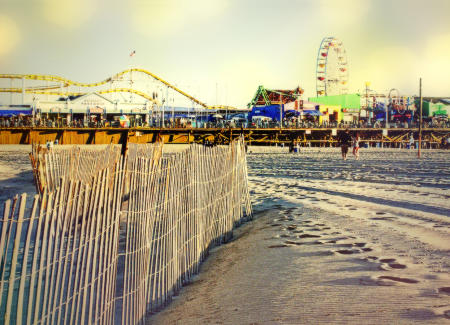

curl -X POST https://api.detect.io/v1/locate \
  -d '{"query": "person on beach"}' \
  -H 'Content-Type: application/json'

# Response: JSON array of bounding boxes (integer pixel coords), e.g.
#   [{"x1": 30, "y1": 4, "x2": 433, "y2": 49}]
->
[
  {"x1": 409, "y1": 134, "x2": 415, "y2": 149},
  {"x1": 352, "y1": 132, "x2": 360, "y2": 159},
  {"x1": 338, "y1": 129, "x2": 352, "y2": 160}
]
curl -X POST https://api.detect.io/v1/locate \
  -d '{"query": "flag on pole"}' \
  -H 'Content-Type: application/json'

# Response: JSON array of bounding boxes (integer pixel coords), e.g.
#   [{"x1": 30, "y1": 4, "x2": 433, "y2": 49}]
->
[{"x1": 129, "y1": 50, "x2": 136, "y2": 57}]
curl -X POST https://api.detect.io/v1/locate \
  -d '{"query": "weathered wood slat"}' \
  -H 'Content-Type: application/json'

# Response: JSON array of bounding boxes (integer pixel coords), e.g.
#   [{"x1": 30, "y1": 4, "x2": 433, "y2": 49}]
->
[{"x1": 1, "y1": 137, "x2": 252, "y2": 324}]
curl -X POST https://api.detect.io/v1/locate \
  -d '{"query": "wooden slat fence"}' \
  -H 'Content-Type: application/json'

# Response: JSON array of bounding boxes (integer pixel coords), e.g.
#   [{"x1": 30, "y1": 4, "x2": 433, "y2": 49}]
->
[
  {"x1": 0, "y1": 138, "x2": 252, "y2": 324},
  {"x1": 30, "y1": 144, "x2": 121, "y2": 194},
  {"x1": 0, "y1": 157, "x2": 125, "y2": 324}
]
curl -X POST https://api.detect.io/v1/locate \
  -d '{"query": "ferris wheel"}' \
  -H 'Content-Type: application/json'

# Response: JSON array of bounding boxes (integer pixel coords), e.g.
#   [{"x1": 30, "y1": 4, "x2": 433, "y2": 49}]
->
[{"x1": 316, "y1": 36, "x2": 349, "y2": 97}]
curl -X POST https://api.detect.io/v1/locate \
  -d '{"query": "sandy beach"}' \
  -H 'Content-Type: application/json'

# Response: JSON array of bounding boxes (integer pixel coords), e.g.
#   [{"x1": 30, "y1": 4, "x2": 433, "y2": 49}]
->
[
  {"x1": 148, "y1": 147, "x2": 450, "y2": 324},
  {"x1": 1, "y1": 145, "x2": 449, "y2": 324}
]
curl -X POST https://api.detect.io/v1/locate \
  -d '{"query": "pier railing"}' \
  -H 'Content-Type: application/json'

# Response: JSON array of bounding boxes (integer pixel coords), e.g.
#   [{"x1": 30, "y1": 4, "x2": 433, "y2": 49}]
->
[{"x1": 0, "y1": 138, "x2": 252, "y2": 324}]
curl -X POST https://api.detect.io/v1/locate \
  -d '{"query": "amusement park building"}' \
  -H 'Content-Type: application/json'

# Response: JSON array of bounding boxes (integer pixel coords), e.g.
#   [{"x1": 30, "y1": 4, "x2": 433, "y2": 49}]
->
[
  {"x1": 418, "y1": 98, "x2": 450, "y2": 118},
  {"x1": 247, "y1": 85, "x2": 305, "y2": 121},
  {"x1": 308, "y1": 94, "x2": 361, "y2": 123},
  {"x1": 0, "y1": 92, "x2": 218, "y2": 122},
  {"x1": 0, "y1": 68, "x2": 249, "y2": 124}
]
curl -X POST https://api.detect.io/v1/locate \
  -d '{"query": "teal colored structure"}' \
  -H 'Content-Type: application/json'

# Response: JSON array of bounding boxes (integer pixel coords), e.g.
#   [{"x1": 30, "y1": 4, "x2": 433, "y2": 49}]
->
[
  {"x1": 418, "y1": 100, "x2": 449, "y2": 117},
  {"x1": 308, "y1": 94, "x2": 361, "y2": 109}
]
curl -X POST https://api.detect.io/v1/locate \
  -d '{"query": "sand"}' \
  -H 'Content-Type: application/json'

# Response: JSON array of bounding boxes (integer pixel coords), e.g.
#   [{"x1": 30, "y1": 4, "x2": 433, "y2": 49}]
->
[
  {"x1": 148, "y1": 147, "x2": 450, "y2": 324},
  {"x1": 1, "y1": 145, "x2": 449, "y2": 324},
  {"x1": 0, "y1": 145, "x2": 35, "y2": 204}
]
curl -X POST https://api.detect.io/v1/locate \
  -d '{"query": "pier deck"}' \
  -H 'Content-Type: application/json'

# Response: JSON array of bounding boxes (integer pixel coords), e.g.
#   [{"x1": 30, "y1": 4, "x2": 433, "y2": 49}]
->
[{"x1": 0, "y1": 127, "x2": 449, "y2": 147}]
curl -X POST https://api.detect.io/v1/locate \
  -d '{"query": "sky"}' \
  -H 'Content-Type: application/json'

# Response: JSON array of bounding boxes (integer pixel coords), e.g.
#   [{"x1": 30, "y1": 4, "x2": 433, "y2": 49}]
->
[{"x1": 0, "y1": 0, "x2": 449, "y2": 108}]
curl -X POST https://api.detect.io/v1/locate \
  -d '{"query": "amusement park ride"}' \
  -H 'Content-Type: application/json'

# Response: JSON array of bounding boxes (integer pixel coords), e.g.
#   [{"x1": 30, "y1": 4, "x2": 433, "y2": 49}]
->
[
  {"x1": 0, "y1": 68, "x2": 237, "y2": 111},
  {"x1": 316, "y1": 36, "x2": 349, "y2": 97},
  {"x1": 0, "y1": 39, "x2": 448, "y2": 146}
]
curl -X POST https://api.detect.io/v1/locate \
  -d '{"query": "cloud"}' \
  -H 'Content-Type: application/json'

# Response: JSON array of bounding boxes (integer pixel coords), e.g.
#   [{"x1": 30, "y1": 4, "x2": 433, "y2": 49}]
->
[
  {"x1": 317, "y1": 0, "x2": 371, "y2": 28},
  {"x1": 213, "y1": 55, "x2": 275, "y2": 107},
  {"x1": 0, "y1": 15, "x2": 20, "y2": 57},
  {"x1": 421, "y1": 33, "x2": 450, "y2": 95},
  {"x1": 130, "y1": 0, "x2": 229, "y2": 38},
  {"x1": 40, "y1": 0, "x2": 97, "y2": 30},
  {"x1": 424, "y1": 33, "x2": 450, "y2": 72},
  {"x1": 360, "y1": 46, "x2": 418, "y2": 93}
]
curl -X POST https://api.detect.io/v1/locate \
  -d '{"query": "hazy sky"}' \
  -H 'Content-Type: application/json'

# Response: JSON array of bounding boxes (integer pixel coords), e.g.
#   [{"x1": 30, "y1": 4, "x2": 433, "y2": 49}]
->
[{"x1": 1, "y1": 0, "x2": 449, "y2": 107}]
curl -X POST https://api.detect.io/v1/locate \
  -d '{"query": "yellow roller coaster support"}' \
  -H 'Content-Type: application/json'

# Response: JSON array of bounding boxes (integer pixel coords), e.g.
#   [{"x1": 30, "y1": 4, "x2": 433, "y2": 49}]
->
[
  {"x1": 0, "y1": 68, "x2": 244, "y2": 110},
  {"x1": 0, "y1": 88, "x2": 161, "y2": 105}
]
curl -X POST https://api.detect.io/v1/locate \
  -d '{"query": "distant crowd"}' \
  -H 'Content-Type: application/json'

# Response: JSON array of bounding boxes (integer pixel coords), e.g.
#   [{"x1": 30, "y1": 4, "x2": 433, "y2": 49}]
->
[{"x1": 1, "y1": 115, "x2": 450, "y2": 129}]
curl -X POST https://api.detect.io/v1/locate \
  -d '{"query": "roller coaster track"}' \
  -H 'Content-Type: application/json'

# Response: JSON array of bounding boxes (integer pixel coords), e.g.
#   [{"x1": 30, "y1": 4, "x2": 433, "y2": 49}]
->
[
  {"x1": 0, "y1": 68, "x2": 239, "y2": 110},
  {"x1": 208, "y1": 105, "x2": 241, "y2": 111},
  {"x1": 0, "y1": 87, "x2": 160, "y2": 105}
]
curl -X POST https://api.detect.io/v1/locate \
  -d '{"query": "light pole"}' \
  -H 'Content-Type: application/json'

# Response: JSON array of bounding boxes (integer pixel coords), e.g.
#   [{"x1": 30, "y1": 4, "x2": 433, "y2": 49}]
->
[
  {"x1": 32, "y1": 97, "x2": 36, "y2": 127},
  {"x1": 418, "y1": 78, "x2": 422, "y2": 158},
  {"x1": 365, "y1": 82, "x2": 370, "y2": 124},
  {"x1": 385, "y1": 96, "x2": 389, "y2": 129},
  {"x1": 279, "y1": 93, "x2": 283, "y2": 129},
  {"x1": 165, "y1": 86, "x2": 168, "y2": 128},
  {"x1": 171, "y1": 94, "x2": 174, "y2": 128}
]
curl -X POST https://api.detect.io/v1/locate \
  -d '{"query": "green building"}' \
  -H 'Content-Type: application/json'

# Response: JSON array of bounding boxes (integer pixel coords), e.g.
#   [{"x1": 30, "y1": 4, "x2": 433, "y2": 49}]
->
[
  {"x1": 418, "y1": 100, "x2": 449, "y2": 117},
  {"x1": 307, "y1": 94, "x2": 361, "y2": 111}
]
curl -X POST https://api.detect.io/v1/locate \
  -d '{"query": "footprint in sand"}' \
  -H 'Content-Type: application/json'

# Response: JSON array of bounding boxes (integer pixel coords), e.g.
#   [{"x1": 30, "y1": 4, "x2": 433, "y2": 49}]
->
[
  {"x1": 284, "y1": 240, "x2": 303, "y2": 246},
  {"x1": 370, "y1": 217, "x2": 391, "y2": 221},
  {"x1": 378, "y1": 276, "x2": 419, "y2": 284},
  {"x1": 335, "y1": 243, "x2": 354, "y2": 248},
  {"x1": 388, "y1": 263, "x2": 407, "y2": 269},
  {"x1": 444, "y1": 310, "x2": 450, "y2": 319},
  {"x1": 438, "y1": 287, "x2": 450, "y2": 295},
  {"x1": 298, "y1": 234, "x2": 321, "y2": 239},
  {"x1": 336, "y1": 249, "x2": 360, "y2": 255},
  {"x1": 380, "y1": 258, "x2": 396, "y2": 263},
  {"x1": 268, "y1": 244, "x2": 289, "y2": 248}
]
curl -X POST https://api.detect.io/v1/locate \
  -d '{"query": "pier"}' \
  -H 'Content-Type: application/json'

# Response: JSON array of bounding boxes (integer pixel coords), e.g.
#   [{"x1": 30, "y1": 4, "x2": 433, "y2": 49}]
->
[{"x1": 0, "y1": 126, "x2": 449, "y2": 148}]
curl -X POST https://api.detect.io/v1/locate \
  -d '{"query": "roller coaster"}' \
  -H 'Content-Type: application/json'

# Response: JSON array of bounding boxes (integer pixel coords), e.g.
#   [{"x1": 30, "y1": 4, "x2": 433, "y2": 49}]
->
[{"x1": 0, "y1": 68, "x2": 238, "y2": 110}]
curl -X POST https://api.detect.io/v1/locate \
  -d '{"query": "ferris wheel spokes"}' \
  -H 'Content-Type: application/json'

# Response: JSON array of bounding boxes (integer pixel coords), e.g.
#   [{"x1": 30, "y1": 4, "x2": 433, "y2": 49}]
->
[{"x1": 315, "y1": 36, "x2": 349, "y2": 97}]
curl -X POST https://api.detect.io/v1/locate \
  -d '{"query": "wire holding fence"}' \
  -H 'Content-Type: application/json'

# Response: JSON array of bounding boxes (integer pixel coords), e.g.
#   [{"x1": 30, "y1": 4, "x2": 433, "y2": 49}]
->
[{"x1": 0, "y1": 138, "x2": 252, "y2": 324}]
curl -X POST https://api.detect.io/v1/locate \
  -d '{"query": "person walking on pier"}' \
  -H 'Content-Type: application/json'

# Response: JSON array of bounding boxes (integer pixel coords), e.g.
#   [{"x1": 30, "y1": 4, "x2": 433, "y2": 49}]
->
[{"x1": 338, "y1": 129, "x2": 352, "y2": 160}]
